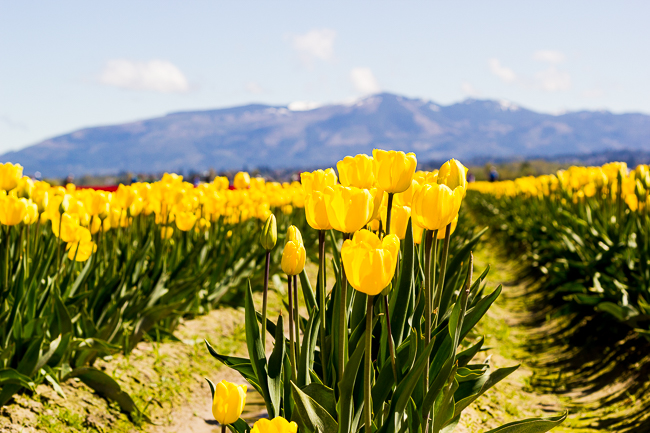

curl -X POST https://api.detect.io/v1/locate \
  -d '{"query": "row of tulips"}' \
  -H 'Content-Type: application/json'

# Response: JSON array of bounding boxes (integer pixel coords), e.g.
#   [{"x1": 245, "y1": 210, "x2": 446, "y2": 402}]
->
[
  {"x1": 0, "y1": 161, "x2": 314, "y2": 412},
  {"x1": 468, "y1": 162, "x2": 650, "y2": 337},
  {"x1": 207, "y1": 150, "x2": 566, "y2": 432}
]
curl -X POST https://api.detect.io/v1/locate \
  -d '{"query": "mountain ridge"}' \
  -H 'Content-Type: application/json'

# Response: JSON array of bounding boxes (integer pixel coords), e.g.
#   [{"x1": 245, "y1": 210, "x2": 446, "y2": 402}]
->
[{"x1": 3, "y1": 92, "x2": 650, "y2": 177}]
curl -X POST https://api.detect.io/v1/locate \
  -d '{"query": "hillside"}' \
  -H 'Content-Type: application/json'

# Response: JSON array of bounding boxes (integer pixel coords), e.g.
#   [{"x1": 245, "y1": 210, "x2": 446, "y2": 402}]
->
[{"x1": 3, "y1": 93, "x2": 650, "y2": 177}]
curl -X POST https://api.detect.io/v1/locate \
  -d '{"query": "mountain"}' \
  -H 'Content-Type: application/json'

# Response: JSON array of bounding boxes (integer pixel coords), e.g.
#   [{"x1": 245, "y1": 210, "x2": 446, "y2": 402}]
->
[{"x1": 3, "y1": 93, "x2": 650, "y2": 177}]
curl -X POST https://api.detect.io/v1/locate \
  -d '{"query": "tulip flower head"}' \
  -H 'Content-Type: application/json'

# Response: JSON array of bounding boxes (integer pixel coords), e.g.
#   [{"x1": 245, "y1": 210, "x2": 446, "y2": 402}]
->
[
  {"x1": 301, "y1": 168, "x2": 337, "y2": 194},
  {"x1": 323, "y1": 185, "x2": 374, "y2": 234},
  {"x1": 211, "y1": 380, "x2": 247, "y2": 426},
  {"x1": 437, "y1": 159, "x2": 468, "y2": 192},
  {"x1": 412, "y1": 183, "x2": 463, "y2": 232},
  {"x1": 341, "y1": 229, "x2": 400, "y2": 296},
  {"x1": 381, "y1": 203, "x2": 411, "y2": 240},
  {"x1": 281, "y1": 231, "x2": 306, "y2": 276},
  {"x1": 372, "y1": 149, "x2": 417, "y2": 193},
  {"x1": 234, "y1": 172, "x2": 251, "y2": 190},
  {"x1": 251, "y1": 417, "x2": 298, "y2": 433},
  {"x1": 337, "y1": 154, "x2": 375, "y2": 189},
  {"x1": 0, "y1": 196, "x2": 29, "y2": 226},
  {"x1": 0, "y1": 162, "x2": 23, "y2": 192}
]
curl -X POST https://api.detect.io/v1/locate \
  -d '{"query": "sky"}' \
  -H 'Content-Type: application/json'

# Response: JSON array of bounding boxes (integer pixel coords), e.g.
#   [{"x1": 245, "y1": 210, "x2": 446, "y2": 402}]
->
[{"x1": 1, "y1": 1, "x2": 649, "y2": 153}]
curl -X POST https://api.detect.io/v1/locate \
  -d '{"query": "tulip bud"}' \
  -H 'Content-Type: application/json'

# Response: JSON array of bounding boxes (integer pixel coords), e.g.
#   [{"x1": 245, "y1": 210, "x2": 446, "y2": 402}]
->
[
  {"x1": 281, "y1": 239, "x2": 306, "y2": 276},
  {"x1": 260, "y1": 214, "x2": 277, "y2": 250},
  {"x1": 16, "y1": 177, "x2": 34, "y2": 199},
  {"x1": 210, "y1": 380, "x2": 247, "y2": 426},
  {"x1": 59, "y1": 194, "x2": 71, "y2": 214},
  {"x1": 437, "y1": 159, "x2": 468, "y2": 191},
  {"x1": 234, "y1": 171, "x2": 251, "y2": 190},
  {"x1": 285, "y1": 225, "x2": 302, "y2": 245}
]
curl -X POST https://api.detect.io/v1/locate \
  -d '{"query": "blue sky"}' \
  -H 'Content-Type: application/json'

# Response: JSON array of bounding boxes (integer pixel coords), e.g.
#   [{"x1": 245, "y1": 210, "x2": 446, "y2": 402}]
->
[{"x1": 1, "y1": 1, "x2": 649, "y2": 153}]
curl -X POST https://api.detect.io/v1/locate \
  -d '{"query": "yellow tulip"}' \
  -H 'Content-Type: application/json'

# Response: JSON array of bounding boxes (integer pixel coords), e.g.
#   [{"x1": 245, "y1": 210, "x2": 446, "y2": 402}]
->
[
  {"x1": 337, "y1": 154, "x2": 375, "y2": 189},
  {"x1": 341, "y1": 229, "x2": 400, "y2": 296},
  {"x1": 286, "y1": 225, "x2": 303, "y2": 244},
  {"x1": 323, "y1": 185, "x2": 374, "y2": 233},
  {"x1": 115, "y1": 184, "x2": 137, "y2": 209},
  {"x1": 437, "y1": 159, "x2": 468, "y2": 192},
  {"x1": 412, "y1": 183, "x2": 463, "y2": 232},
  {"x1": 0, "y1": 162, "x2": 23, "y2": 191},
  {"x1": 15, "y1": 177, "x2": 34, "y2": 199},
  {"x1": 23, "y1": 202, "x2": 39, "y2": 225},
  {"x1": 394, "y1": 179, "x2": 420, "y2": 207},
  {"x1": 234, "y1": 172, "x2": 251, "y2": 190},
  {"x1": 52, "y1": 213, "x2": 82, "y2": 242},
  {"x1": 175, "y1": 211, "x2": 197, "y2": 231},
  {"x1": 372, "y1": 149, "x2": 417, "y2": 193},
  {"x1": 301, "y1": 168, "x2": 337, "y2": 194},
  {"x1": 381, "y1": 204, "x2": 411, "y2": 240},
  {"x1": 66, "y1": 227, "x2": 96, "y2": 261},
  {"x1": 370, "y1": 187, "x2": 386, "y2": 221},
  {"x1": 304, "y1": 191, "x2": 332, "y2": 231},
  {"x1": 0, "y1": 196, "x2": 28, "y2": 226},
  {"x1": 211, "y1": 380, "x2": 247, "y2": 426},
  {"x1": 251, "y1": 417, "x2": 298, "y2": 433},
  {"x1": 281, "y1": 240, "x2": 306, "y2": 276}
]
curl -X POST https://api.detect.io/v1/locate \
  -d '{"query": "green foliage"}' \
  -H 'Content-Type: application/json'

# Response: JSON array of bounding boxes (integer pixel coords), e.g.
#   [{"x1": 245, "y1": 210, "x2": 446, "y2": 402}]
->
[
  {"x1": 207, "y1": 211, "x2": 566, "y2": 432},
  {"x1": 467, "y1": 185, "x2": 650, "y2": 335},
  {"x1": 0, "y1": 209, "x2": 313, "y2": 412}
]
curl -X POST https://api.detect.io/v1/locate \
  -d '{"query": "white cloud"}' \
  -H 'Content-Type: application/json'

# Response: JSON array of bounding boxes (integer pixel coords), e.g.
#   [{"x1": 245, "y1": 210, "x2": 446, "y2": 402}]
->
[
  {"x1": 461, "y1": 82, "x2": 481, "y2": 97},
  {"x1": 535, "y1": 67, "x2": 571, "y2": 92},
  {"x1": 290, "y1": 28, "x2": 336, "y2": 66},
  {"x1": 533, "y1": 50, "x2": 566, "y2": 64},
  {"x1": 488, "y1": 58, "x2": 517, "y2": 83},
  {"x1": 98, "y1": 59, "x2": 190, "y2": 93},
  {"x1": 350, "y1": 67, "x2": 380, "y2": 94},
  {"x1": 245, "y1": 82, "x2": 264, "y2": 94}
]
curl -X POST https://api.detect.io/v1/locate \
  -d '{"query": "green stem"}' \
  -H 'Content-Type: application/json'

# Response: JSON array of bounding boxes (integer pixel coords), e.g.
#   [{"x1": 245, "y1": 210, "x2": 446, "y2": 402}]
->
[
  {"x1": 385, "y1": 192, "x2": 394, "y2": 237},
  {"x1": 364, "y1": 294, "x2": 374, "y2": 433},
  {"x1": 433, "y1": 223, "x2": 452, "y2": 328},
  {"x1": 293, "y1": 274, "x2": 301, "y2": 364},
  {"x1": 422, "y1": 229, "x2": 434, "y2": 433},
  {"x1": 222, "y1": 424, "x2": 227, "y2": 433},
  {"x1": 4, "y1": 225, "x2": 10, "y2": 290},
  {"x1": 288, "y1": 275, "x2": 297, "y2": 381},
  {"x1": 261, "y1": 250, "x2": 271, "y2": 351},
  {"x1": 318, "y1": 230, "x2": 328, "y2": 383},
  {"x1": 338, "y1": 232, "x2": 349, "y2": 384},
  {"x1": 382, "y1": 192, "x2": 398, "y2": 384}
]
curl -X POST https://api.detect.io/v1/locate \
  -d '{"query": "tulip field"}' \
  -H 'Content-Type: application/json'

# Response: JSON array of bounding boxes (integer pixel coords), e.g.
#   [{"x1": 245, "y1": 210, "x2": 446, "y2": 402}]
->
[{"x1": 0, "y1": 153, "x2": 648, "y2": 432}]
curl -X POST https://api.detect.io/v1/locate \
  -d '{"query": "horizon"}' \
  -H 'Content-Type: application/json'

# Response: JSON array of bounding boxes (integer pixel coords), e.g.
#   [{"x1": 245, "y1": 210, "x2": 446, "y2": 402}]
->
[
  {"x1": 2, "y1": 1, "x2": 650, "y2": 153},
  {"x1": 10, "y1": 92, "x2": 650, "y2": 150}
]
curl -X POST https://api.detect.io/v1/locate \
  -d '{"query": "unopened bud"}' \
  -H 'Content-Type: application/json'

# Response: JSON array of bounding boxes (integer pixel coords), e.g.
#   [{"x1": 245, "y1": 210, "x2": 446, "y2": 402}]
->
[
  {"x1": 286, "y1": 225, "x2": 303, "y2": 245},
  {"x1": 437, "y1": 159, "x2": 468, "y2": 191},
  {"x1": 260, "y1": 214, "x2": 277, "y2": 250}
]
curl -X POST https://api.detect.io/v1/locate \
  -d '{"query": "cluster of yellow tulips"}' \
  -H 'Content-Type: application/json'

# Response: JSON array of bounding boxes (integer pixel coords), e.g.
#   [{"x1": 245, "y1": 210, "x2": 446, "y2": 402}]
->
[
  {"x1": 0, "y1": 161, "x2": 306, "y2": 262},
  {"x1": 468, "y1": 161, "x2": 649, "y2": 212},
  {"x1": 209, "y1": 149, "x2": 473, "y2": 433}
]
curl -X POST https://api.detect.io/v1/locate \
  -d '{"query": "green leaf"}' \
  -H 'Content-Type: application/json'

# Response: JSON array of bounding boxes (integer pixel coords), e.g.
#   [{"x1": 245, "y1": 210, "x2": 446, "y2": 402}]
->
[
  {"x1": 453, "y1": 365, "x2": 519, "y2": 417},
  {"x1": 267, "y1": 314, "x2": 285, "y2": 414},
  {"x1": 482, "y1": 412, "x2": 568, "y2": 433},
  {"x1": 290, "y1": 381, "x2": 338, "y2": 433},
  {"x1": 244, "y1": 282, "x2": 276, "y2": 417},
  {"x1": 299, "y1": 269, "x2": 317, "y2": 314},
  {"x1": 227, "y1": 419, "x2": 251, "y2": 433}
]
